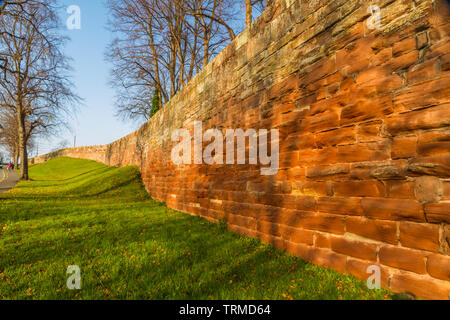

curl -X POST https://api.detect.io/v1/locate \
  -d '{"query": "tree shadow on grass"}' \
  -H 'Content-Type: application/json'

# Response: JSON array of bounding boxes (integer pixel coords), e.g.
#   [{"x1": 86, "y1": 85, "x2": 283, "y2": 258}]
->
[
  {"x1": 0, "y1": 206, "x2": 369, "y2": 300},
  {"x1": 21, "y1": 167, "x2": 112, "y2": 184},
  {"x1": 1, "y1": 171, "x2": 141, "y2": 201}
]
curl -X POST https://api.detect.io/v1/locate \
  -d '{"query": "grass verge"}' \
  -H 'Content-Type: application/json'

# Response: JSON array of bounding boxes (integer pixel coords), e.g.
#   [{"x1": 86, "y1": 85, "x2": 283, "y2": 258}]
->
[{"x1": 0, "y1": 157, "x2": 393, "y2": 300}]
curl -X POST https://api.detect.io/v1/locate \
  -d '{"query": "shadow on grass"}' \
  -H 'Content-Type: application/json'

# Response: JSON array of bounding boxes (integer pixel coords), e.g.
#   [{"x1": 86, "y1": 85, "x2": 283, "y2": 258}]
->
[
  {"x1": 20, "y1": 167, "x2": 111, "y2": 184},
  {"x1": 1, "y1": 205, "x2": 377, "y2": 300},
  {"x1": 0, "y1": 159, "x2": 392, "y2": 300}
]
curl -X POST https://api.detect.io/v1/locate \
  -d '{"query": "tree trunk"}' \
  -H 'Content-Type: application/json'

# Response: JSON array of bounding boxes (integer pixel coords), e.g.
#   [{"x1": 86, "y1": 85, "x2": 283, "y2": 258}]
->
[
  {"x1": 158, "y1": 90, "x2": 162, "y2": 109},
  {"x1": 13, "y1": 141, "x2": 19, "y2": 170},
  {"x1": 203, "y1": 34, "x2": 210, "y2": 68},
  {"x1": 14, "y1": 150, "x2": 19, "y2": 170},
  {"x1": 17, "y1": 111, "x2": 28, "y2": 180},
  {"x1": 21, "y1": 143, "x2": 28, "y2": 179},
  {"x1": 245, "y1": 0, "x2": 252, "y2": 28}
]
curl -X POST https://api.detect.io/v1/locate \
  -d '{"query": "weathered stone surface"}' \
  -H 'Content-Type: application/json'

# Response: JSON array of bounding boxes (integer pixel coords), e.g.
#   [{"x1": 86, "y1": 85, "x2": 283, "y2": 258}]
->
[
  {"x1": 414, "y1": 176, "x2": 443, "y2": 203},
  {"x1": 399, "y1": 221, "x2": 440, "y2": 252},
  {"x1": 346, "y1": 216, "x2": 398, "y2": 244}
]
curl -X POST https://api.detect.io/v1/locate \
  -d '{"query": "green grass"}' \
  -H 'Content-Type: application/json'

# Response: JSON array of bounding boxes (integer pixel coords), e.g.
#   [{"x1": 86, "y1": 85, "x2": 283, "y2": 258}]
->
[{"x1": 0, "y1": 157, "x2": 393, "y2": 300}]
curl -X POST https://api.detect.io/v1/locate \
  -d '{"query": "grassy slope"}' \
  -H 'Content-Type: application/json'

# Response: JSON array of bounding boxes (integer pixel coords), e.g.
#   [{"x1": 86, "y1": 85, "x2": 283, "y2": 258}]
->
[{"x1": 0, "y1": 157, "x2": 392, "y2": 300}]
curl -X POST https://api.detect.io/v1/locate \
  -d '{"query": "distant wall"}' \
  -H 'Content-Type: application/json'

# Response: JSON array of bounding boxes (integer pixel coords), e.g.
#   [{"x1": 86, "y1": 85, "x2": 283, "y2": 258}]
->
[
  {"x1": 31, "y1": 0, "x2": 450, "y2": 299},
  {"x1": 33, "y1": 145, "x2": 108, "y2": 164}
]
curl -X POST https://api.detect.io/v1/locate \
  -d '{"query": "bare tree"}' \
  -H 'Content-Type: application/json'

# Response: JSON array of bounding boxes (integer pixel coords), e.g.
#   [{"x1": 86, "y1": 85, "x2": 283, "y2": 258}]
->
[
  {"x1": 181, "y1": 0, "x2": 237, "y2": 67},
  {"x1": 0, "y1": 107, "x2": 35, "y2": 166},
  {"x1": 0, "y1": 0, "x2": 54, "y2": 74},
  {"x1": 51, "y1": 138, "x2": 69, "y2": 152},
  {"x1": 0, "y1": 109, "x2": 20, "y2": 165},
  {"x1": 0, "y1": 1, "x2": 33, "y2": 15},
  {"x1": 245, "y1": 0, "x2": 269, "y2": 27},
  {"x1": 106, "y1": 0, "x2": 238, "y2": 123},
  {"x1": 0, "y1": 0, "x2": 79, "y2": 180},
  {"x1": 245, "y1": 0, "x2": 252, "y2": 27},
  {"x1": 106, "y1": 0, "x2": 274, "y2": 123}
]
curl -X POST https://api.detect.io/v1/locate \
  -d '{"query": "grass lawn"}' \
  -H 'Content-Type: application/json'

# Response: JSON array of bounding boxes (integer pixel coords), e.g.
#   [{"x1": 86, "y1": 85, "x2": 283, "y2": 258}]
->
[{"x1": 0, "y1": 157, "x2": 393, "y2": 300}]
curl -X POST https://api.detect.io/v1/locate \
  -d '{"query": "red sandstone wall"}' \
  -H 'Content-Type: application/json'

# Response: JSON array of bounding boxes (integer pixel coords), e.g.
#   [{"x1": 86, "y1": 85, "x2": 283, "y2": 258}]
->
[
  {"x1": 30, "y1": 145, "x2": 107, "y2": 165},
  {"x1": 32, "y1": 0, "x2": 450, "y2": 299}
]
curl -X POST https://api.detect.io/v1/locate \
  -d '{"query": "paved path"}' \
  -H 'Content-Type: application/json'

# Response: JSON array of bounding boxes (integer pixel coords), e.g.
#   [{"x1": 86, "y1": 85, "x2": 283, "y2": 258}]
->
[{"x1": 0, "y1": 169, "x2": 20, "y2": 194}]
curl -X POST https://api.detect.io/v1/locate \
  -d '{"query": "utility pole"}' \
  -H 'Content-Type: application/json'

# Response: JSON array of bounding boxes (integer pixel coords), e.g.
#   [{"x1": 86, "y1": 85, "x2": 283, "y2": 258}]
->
[{"x1": 74, "y1": 135, "x2": 76, "y2": 148}]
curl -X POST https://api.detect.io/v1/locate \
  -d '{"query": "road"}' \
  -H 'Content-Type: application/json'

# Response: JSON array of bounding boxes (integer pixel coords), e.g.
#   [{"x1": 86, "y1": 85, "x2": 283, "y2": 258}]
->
[{"x1": 0, "y1": 168, "x2": 20, "y2": 194}]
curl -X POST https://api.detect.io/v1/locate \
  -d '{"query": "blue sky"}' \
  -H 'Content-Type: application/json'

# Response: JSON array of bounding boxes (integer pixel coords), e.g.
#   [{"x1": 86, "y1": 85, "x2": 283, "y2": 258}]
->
[{"x1": 36, "y1": 0, "x2": 137, "y2": 156}]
